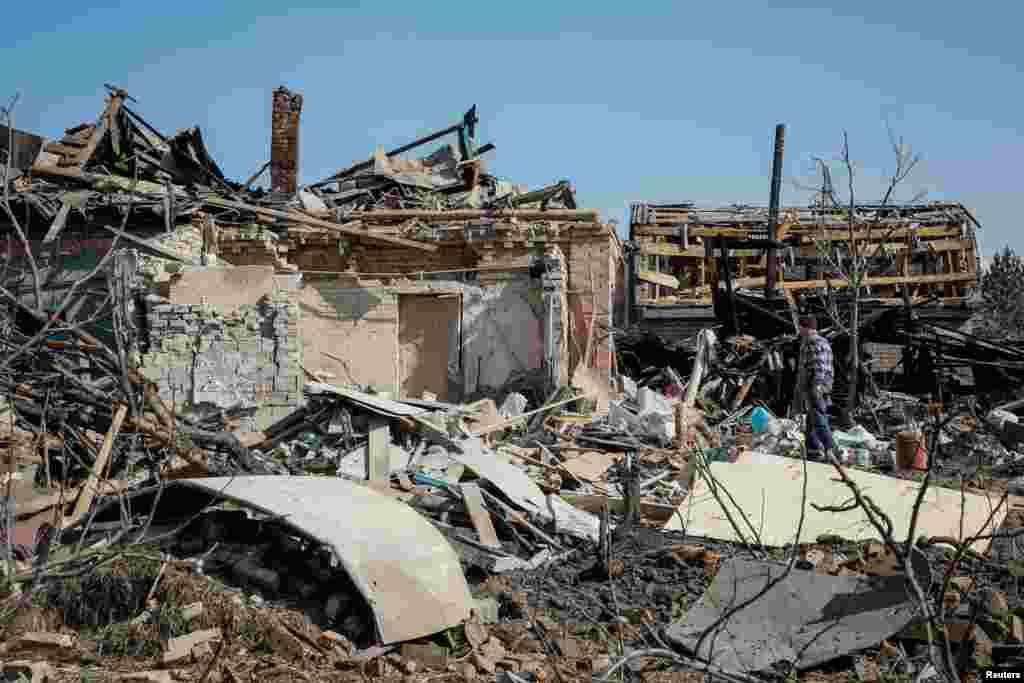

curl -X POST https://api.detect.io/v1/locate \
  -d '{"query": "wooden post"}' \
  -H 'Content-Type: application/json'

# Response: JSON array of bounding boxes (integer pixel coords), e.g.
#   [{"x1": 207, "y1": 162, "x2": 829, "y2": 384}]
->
[
  {"x1": 461, "y1": 483, "x2": 500, "y2": 548},
  {"x1": 66, "y1": 404, "x2": 127, "y2": 528},
  {"x1": 366, "y1": 417, "x2": 391, "y2": 483}
]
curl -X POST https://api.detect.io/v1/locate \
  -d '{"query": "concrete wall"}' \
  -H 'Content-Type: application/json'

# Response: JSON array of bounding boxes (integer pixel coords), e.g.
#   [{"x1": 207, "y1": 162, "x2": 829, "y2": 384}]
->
[
  {"x1": 461, "y1": 276, "x2": 545, "y2": 396},
  {"x1": 292, "y1": 279, "x2": 404, "y2": 395},
  {"x1": 298, "y1": 275, "x2": 546, "y2": 401}
]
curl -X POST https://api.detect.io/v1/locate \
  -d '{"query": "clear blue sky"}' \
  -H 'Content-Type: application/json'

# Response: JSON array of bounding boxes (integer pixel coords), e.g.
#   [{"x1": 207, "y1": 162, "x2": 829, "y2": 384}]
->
[{"x1": 3, "y1": 1, "x2": 1020, "y2": 255}]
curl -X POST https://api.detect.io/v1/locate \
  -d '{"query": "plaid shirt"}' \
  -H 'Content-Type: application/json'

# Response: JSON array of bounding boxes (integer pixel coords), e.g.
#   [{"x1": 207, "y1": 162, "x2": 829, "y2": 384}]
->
[{"x1": 799, "y1": 332, "x2": 834, "y2": 395}]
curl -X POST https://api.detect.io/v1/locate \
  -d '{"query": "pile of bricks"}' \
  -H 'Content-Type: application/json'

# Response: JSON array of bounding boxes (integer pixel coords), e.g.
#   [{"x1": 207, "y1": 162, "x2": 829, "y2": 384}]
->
[{"x1": 139, "y1": 291, "x2": 303, "y2": 429}]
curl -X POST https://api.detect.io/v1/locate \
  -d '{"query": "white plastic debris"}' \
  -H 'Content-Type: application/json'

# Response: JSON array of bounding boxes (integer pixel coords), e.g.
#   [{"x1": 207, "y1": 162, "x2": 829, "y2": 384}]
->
[
  {"x1": 498, "y1": 392, "x2": 528, "y2": 418},
  {"x1": 988, "y1": 409, "x2": 1019, "y2": 431}
]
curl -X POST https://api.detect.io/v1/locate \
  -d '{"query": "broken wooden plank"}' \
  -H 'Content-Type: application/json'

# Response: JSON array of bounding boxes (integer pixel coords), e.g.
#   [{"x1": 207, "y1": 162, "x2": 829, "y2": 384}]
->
[
  {"x1": 41, "y1": 202, "x2": 72, "y2": 243},
  {"x1": 460, "y1": 483, "x2": 501, "y2": 548},
  {"x1": 66, "y1": 403, "x2": 127, "y2": 528},
  {"x1": 718, "y1": 271, "x2": 976, "y2": 292},
  {"x1": 96, "y1": 223, "x2": 195, "y2": 264},
  {"x1": 639, "y1": 243, "x2": 704, "y2": 258},
  {"x1": 16, "y1": 479, "x2": 132, "y2": 519},
  {"x1": 638, "y1": 270, "x2": 680, "y2": 289},
  {"x1": 29, "y1": 164, "x2": 98, "y2": 183},
  {"x1": 73, "y1": 93, "x2": 123, "y2": 168},
  {"x1": 926, "y1": 238, "x2": 973, "y2": 253},
  {"x1": 640, "y1": 225, "x2": 962, "y2": 240},
  {"x1": 201, "y1": 197, "x2": 440, "y2": 252}
]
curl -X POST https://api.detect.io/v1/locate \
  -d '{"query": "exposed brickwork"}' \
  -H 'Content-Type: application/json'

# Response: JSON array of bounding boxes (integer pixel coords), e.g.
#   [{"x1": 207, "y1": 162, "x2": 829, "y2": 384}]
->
[
  {"x1": 271, "y1": 86, "x2": 303, "y2": 194},
  {"x1": 139, "y1": 291, "x2": 302, "y2": 430}
]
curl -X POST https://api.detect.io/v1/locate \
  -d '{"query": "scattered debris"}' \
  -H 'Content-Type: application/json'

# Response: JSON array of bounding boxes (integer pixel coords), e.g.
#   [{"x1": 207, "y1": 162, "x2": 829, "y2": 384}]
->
[{"x1": 1, "y1": 83, "x2": 1022, "y2": 683}]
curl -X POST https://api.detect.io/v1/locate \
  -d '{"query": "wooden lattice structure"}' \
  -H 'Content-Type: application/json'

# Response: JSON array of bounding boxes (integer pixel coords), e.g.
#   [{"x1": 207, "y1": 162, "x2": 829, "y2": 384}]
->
[{"x1": 629, "y1": 202, "x2": 981, "y2": 307}]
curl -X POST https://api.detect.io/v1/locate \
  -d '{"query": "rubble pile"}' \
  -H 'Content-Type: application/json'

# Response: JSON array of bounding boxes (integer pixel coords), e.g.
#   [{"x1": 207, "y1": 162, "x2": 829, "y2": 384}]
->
[{"x1": 4, "y1": 85, "x2": 1024, "y2": 683}]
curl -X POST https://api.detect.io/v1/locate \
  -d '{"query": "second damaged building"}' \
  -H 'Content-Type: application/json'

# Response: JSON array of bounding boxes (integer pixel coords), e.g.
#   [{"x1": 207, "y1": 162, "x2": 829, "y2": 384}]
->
[
  {"x1": 620, "y1": 200, "x2": 986, "y2": 411},
  {"x1": 626, "y1": 201, "x2": 981, "y2": 331}
]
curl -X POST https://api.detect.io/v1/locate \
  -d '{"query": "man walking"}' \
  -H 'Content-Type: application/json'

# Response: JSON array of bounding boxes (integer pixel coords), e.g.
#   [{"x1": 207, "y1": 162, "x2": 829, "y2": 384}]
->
[{"x1": 797, "y1": 315, "x2": 835, "y2": 460}]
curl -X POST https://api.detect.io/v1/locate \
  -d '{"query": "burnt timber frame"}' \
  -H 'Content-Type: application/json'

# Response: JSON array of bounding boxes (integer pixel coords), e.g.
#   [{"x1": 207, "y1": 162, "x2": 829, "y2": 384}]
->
[{"x1": 625, "y1": 201, "x2": 981, "y2": 339}]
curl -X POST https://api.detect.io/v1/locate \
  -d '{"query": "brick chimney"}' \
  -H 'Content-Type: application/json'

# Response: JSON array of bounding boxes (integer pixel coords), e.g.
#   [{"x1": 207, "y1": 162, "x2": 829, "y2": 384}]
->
[{"x1": 271, "y1": 86, "x2": 303, "y2": 194}]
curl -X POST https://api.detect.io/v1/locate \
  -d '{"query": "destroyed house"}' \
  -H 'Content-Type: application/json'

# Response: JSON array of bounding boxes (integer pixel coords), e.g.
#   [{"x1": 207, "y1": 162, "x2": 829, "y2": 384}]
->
[
  {"x1": 624, "y1": 201, "x2": 982, "y2": 341},
  {"x1": 1, "y1": 87, "x2": 622, "y2": 429}
]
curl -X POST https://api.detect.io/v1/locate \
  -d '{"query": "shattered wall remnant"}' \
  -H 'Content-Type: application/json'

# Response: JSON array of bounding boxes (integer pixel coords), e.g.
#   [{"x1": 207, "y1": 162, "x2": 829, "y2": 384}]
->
[
  {"x1": 294, "y1": 275, "x2": 544, "y2": 401},
  {"x1": 460, "y1": 279, "x2": 545, "y2": 397},
  {"x1": 139, "y1": 267, "x2": 304, "y2": 429},
  {"x1": 271, "y1": 86, "x2": 303, "y2": 194},
  {"x1": 541, "y1": 245, "x2": 569, "y2": 392},
  {"x1": 227, "y1": 219, "x2": 621, "y2": 383},
  {"x1": 210, "y1": 216, "x2": 609, "y2": 402}
]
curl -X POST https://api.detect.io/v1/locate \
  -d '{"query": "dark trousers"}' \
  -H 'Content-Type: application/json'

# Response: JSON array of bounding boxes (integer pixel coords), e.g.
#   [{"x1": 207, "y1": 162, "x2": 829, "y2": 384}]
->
[{"x1": 806, "y1": 396, "x2": 835, "y2": 453}]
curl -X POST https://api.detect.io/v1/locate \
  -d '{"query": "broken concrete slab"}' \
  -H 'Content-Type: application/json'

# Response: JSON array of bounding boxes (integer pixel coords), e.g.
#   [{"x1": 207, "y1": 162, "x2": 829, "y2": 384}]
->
[
  {"x1": 178, "y1": 476, "x2": 474, "y2": 644},
  {"x1": 665, "y1": 557, "x2": 918, "y2": 675},
  {"x1": 665, "y1": 451, "x2": 1006, "y2": 552}
]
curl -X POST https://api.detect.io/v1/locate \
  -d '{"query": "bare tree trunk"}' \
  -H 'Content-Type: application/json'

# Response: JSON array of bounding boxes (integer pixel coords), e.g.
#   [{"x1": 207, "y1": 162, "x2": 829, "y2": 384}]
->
[
  {"x1": 843, "y1": 133, "x2": 860, "y2": 426},
  {"x1": 846, "y1": 292, "x2": 859, "y2": 424}
]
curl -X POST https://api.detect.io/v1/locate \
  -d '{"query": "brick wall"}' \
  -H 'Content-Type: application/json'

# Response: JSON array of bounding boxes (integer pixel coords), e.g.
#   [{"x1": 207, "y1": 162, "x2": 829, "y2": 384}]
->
[
  {"x1": 139, "y1": 290, "x2": 303, "y2": 430},
  {"x1": 271, "y1": 86, "x2": 303, "y2": 195}
]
